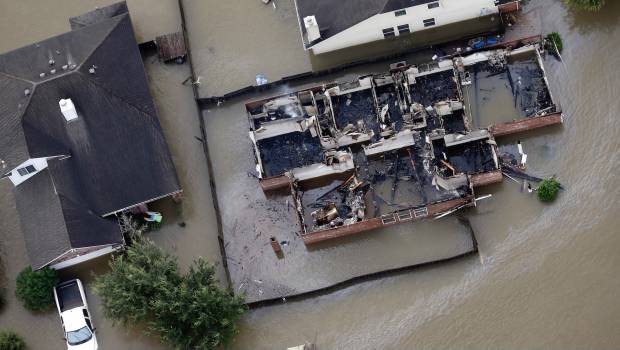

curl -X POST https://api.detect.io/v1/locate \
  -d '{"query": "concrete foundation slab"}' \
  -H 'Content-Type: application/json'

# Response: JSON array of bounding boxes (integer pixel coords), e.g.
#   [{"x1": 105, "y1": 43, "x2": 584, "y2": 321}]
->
[{"x1": 203, "y1": 95, "x2": 477, "y2": 303}]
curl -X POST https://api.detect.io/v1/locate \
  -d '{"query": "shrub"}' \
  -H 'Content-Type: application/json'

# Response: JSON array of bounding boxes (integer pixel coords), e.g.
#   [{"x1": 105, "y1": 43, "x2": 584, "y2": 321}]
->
[
  {"x1": 537, "y1": 178, "x2": 561, "y2": 202},
  {"x1": 0, "y1": 330, "x2": 26, "y2": 350},
  {"x1": 95, "y1": 238, "x2": 246, "y2": 350},
  {"x1": 546, "y1": 32, "x2": 563, "y2": 55},
  {"x1": 15, "y1": 267, "x2": 58, "y2": 312},
  {"x1": 563, "y1": 0, "x2": 605, "y2": 11}
]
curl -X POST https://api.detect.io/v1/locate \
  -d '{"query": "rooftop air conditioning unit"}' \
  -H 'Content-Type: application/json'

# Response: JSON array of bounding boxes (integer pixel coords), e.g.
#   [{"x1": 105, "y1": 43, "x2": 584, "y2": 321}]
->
[
  {"x1": 303, "y1": 15, "x2": 321, "y2": 43},
  {"x1": 59, "y1": 98, "x2": 78, "y2": 122}
]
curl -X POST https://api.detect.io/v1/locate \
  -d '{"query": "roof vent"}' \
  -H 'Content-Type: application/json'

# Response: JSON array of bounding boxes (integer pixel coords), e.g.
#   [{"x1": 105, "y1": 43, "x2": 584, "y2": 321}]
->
[
  {"x1": 303, "y1": 16, "x2": 321, "y2": 43},
  {"x1": 59, "y1": 98, "x2": 78, "y2": 122}
]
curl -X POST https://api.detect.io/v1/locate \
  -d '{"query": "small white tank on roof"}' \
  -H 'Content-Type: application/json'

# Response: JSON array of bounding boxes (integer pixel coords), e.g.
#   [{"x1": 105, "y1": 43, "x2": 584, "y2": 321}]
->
[
  {"x1": 59, "y1": 98, "x2": 78, "y2": 122},
  {"x1": 303, "y1": 15, "x2": 321, "y2": 43}
]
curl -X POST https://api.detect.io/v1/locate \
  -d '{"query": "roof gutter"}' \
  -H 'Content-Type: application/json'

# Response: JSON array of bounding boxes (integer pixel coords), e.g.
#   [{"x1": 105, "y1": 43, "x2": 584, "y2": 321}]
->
[
  {"x1": 102, "y1": 189, "x2": 183, "y2": 217},
  {"x1": 48, "y1": 244, "x2": 123, "y2": 270},
  {"x1": 292, "y1": 0, "x2": 310, "y2": 50}
]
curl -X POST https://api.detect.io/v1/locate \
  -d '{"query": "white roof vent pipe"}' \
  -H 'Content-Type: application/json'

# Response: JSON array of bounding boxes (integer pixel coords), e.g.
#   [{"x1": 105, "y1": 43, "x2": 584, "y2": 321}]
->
[
  {"x1": 303, "y1": 16, "x2": 321, "y2": 43},
  {"x1": 59, "y1": 98, "x2": 78, "y2": 122}
]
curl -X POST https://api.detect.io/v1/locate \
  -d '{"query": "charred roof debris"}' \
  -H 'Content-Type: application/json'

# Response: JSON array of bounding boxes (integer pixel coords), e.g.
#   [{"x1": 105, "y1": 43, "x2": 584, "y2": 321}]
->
[{"x1": 247, "y1": 37, "x2": 562, "y2": 245}]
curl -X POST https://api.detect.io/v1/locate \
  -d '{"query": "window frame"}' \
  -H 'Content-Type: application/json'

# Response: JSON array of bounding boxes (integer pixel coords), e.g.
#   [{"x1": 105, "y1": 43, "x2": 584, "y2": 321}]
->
[
  {"x1": 16, "y1": 165, "x2": 36, "y2": 176},
  {"x1": 394, "y1": 9, "x2": 407, "y2": 17},
  {"x1": 423, "y1": 18, "x2": 436, "y2": 27},
  {"x1": 397, "y1": 24, "x2": 410, "y2": 35},
  {"x1": 382, "y1": 27, "x2": 396, "y2": 38}
]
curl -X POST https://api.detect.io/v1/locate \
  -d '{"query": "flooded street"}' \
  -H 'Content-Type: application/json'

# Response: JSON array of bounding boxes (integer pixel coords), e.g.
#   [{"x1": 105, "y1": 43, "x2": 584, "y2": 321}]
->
[
  {"x1": 228, "y1": 1, "x2": 620, "y2": 348},
  {"x1": 203, "y1": 88, "x2": 477, "y2": 303},
  {"x1": 181, "y1": 0, "x2": 499, "y2": 98},
  {"x1": 0, "y1": 1, "x2": 221, "y2": 349},
  {"x1": 1, "y1": 0, "x2": 619, "y2": 349}
]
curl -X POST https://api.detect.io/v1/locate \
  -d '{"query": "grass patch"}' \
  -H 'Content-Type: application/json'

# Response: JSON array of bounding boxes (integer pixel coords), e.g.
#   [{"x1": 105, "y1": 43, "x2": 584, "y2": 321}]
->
[
  {"x1": 546, "y1": 32, "x2": 564, "y2": 55},
  {"x1": 563, "y1": 0, "x2": 605, "y2": 11}
]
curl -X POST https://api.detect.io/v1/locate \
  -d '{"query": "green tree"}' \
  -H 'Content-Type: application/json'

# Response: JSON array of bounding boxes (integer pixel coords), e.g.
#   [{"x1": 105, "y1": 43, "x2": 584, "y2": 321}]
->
[
  {"x1": 0, "y1": 330, "x2": 26, "y2": 350},
  {"x1": 537, "y1": 178, "x2": 561, "y2": 202},
  {"x1": 563, "y1": 0, "x2": 605, "y2": 11},
  {"x1": 95, "y1": 239, "x2": 246, "y2": 350},
  {"x1": 94, "y1": 239, "x2": 177, "y2": 325},
  {"x1": 15, "y1": 266, "x2": 58, "y2": 312}
]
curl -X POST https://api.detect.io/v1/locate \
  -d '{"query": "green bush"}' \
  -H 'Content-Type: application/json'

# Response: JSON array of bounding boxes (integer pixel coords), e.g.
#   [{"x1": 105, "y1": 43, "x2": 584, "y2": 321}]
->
[
  {"x1": 546, "y1": 32, "x2": 563, "y2": 55},
  {"x1": 95, "y1": 238, "x2": 246, "y2": 350},
  {"x1": 537, "y1": 178, "x2": 561, "y2": 202},
  {"x1": 0, "y1": 330, "x2": 26, "y2": 350},
  {"x1": 563, "y1": 0, "x2": 605, "y2": 11},
  {"x1": 15, "y1": 266, "x2": 58, "y2": 312}
]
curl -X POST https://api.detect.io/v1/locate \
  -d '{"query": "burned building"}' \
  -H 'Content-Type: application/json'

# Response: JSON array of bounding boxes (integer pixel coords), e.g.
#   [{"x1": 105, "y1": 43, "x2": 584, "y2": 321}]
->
[{"x1": 247, "y1": 37, "x2": 561, "y2": 245}]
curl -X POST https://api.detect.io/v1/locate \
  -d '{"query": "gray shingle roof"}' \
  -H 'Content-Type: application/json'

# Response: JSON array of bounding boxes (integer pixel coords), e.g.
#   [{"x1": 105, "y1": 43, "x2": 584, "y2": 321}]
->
[
  {"x1": 294, "y1": 0, "x2": 437, "y2": 43},
  {"x1": 0, "y1": 2, "x2": 181, "y2": 268},
  {"x1": 14, "y1": 167, "x2": 123, "y2": 269}
]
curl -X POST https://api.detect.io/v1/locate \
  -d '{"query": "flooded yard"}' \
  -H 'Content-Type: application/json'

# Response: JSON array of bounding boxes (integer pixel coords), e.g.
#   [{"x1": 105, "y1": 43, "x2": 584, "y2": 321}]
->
[
  {"x1": 228, "y1": 2, "x2": 620, "y2": 349},
  {"x1": 0, "y1": 1, "x2": 221, "y2": 349},
  {"x1": 203, "y1": 90, "x2": 478, "y2": 303},
  {"x1": 1, "y1": 0, "x2": 619, "y2": 349}
]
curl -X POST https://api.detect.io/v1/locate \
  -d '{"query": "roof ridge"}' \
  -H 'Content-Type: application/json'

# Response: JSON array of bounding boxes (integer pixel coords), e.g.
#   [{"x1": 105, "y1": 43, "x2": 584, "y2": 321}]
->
[
  {"x1": 46, "y1": 168, "x2": 72, "y2": 240},
  {"x1": 75, "y1": 70, "x2": 158, "y2": 120},
  {"x1": 56, "y1": 191, "x2": 93, "y2": 215},
  {"x1": 1, "y1": 73, "x2": 37, "y2": 164},
  {"x1": 0, "y1": 15, "x2": 123, "y2": 85},
  {"x1": 380, "y1": 0, "x2": 394, "y2": 13},
  {"x1": 0, "y1": 70, "x2": 36, "y2": 85},
  {"x1": 76, "y1": 14, "x2": 126, "y2": 72}
]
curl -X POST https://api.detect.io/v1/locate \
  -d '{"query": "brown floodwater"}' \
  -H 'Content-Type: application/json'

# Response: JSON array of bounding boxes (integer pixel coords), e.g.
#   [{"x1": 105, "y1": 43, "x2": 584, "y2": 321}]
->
[
  {"x1": 228, "y1": 2, "x2": 620, "y2": 349},
  {"x1": 1, "y1": 0, "x2": 620, "y2": 349},
  {"x1": 0, "y1": 1, "x2": 222, "y2": 349},
  {"x1": 182, "y1": 0, "x2": 500, "y2": 98}
]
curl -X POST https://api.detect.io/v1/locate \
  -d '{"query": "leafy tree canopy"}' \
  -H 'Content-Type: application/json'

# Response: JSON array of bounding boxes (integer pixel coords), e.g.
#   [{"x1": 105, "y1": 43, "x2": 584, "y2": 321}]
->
[
  {"x1": 95, "y1": 239, "x2": 246, "y2": 350},
  {"x1": 15, "y1": 267, "x2": 58, "y2": 312}
]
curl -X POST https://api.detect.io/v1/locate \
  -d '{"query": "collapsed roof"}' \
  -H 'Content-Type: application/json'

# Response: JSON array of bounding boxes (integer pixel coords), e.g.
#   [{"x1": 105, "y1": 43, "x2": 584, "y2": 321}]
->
[{"x1": 246, "y1": 40, "x2": 561, "y2": 244}]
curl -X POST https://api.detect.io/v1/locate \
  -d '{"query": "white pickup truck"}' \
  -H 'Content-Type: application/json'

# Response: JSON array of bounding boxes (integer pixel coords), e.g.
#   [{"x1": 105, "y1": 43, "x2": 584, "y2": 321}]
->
[{"x1": 53, "y1": 279, "x2": 98, "y2": 350}]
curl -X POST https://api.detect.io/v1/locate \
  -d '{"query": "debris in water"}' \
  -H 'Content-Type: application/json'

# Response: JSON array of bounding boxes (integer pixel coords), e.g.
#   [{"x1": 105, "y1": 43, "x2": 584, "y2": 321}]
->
[{"x1": 256, "y1": 74, "x2": 268, "y2": 86}]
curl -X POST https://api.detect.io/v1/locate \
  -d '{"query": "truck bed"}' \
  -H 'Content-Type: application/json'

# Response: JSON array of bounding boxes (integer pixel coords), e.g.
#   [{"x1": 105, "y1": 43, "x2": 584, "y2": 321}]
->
[{"x1": 56, "y1": 280, "x2": 83, "y2": 312}]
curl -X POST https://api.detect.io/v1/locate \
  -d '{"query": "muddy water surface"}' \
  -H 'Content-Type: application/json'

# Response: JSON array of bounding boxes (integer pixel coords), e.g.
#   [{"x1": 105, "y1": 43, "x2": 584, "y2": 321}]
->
[
  {"x1": 1, "y1": 0, "x2": 619, "y2": 349},
  {"x1": 0, "y1": 1, "x2": 221, "y2": 349},
  {"x1": 229, "y1": 2, "x2": 620, "y2": 349}
]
